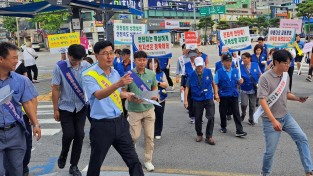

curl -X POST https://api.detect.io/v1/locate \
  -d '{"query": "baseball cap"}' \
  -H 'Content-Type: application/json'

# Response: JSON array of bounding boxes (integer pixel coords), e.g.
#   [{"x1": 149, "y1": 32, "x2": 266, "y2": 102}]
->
[
  {"x1": 222, "y1": 54, "x2": 232, "y2": 61},
  {"x1": 194, "y1": 57, "x2": 204, "y2": 67},
  {"x1": 188, "y1": 50, "x2": 198, "y2": 58}
]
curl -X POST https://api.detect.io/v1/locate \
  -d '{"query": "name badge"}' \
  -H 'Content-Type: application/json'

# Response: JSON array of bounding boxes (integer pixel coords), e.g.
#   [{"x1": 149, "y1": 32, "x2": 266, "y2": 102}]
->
[{"x1": 204, "y1": 89, "x2": 208, "y2": 92}]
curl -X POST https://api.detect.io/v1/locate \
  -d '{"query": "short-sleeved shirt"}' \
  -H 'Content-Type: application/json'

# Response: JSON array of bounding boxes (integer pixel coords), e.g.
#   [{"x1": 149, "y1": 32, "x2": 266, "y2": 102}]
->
[
  {"x1": 51, "y1": 60, "x2": 91, "y2": 112},
  {"x1": 83, "y1": 65, "x2": 122, "y2": 119},
  {"x1": 0, "y1": 72, "x2": 38, "y2": 126},
  {"x1": 125, "y1": 68, "x2": 157, "y2": 112},
  {"x1": 176, "y1": 55, "x2": 190, "y2": 75},
  {"x1": 257, "y1": 69, "x2": 290, "y2": 119}
]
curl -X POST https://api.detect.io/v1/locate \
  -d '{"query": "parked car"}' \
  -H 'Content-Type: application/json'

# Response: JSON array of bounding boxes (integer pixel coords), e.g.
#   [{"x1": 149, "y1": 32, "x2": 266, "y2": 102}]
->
[
  {"x1": 21, "y1": 42, "x2": 41, "y2": 52},
  {"x1": 250, "y1": 34, "x2": 263, "y2": 42}
]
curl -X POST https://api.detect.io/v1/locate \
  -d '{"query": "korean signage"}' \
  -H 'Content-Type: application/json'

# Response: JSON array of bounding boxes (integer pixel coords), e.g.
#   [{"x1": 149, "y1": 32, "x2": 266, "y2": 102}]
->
[
  {"x1": 165, "y1": 20, "x2": 179, "y2": 29},
  {"x1": 200, "y1": 5, "x2": 226, "y2": 16},
  {"x1": 279, "y1": 19, "x2": 302, "y2": 34},
  {"x1": 218, "y1": 27, "x2": 252, "y2": 52},
  {"x1": 132, "y1": 33, "x2": 172, "y2": 58},
  {"x1": 48, "y1": 32, "x2": 80, "y2": 54},
  {"x1": 114, "y1": 23, "x2": 147, "y2": 45},
  {"x1": 112, "y1": 0, "x2": 141, "y2": 9},
  {"x1": 148, "y1": 0, "x2": 199, "y2": 12},
  {"x1": 302, "y1": 42, "x2": 313, "y2": 53},
  {"x1": 267, "y1": 28, "x2": 296, "y2": 48},
  {"x1": 184, "y1": 31, "x2": 198, "y2": 50},
  {"x1": 211, "y1": 0, "x2": 225, "y2": 5}
]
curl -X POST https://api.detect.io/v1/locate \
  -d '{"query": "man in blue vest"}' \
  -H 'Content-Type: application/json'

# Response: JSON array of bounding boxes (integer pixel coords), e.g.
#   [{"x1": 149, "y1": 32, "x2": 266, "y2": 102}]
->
[
  {"x1": 184, "y1": 57, "x2": 218, "y2": 145},
  {"x1": 214, "y1": 55, "x2": 247, "y2": 137},
  {"x1": 258, "y1": 37, "x2": 268, "y2": 58}
]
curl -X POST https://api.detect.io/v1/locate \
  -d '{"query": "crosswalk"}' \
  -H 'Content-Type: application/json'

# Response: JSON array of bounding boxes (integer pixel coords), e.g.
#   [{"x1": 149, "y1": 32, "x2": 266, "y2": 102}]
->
[{"x1": 37, "y1": 102, "x2": 61, "y2": 136}]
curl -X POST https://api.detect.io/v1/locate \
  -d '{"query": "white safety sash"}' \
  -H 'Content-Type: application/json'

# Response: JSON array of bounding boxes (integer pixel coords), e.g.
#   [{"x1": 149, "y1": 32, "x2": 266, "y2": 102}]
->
[
  {"x1": 253, "y1": 72, "x2": 288, "y2": 123},
  {"x1": 178, "y1": 56, "x2": 185, "y2": 75}
]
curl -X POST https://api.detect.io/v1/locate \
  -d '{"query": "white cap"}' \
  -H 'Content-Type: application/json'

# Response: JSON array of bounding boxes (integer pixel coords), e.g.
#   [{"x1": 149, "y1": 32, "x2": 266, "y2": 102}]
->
[{"x1": 194, "y1": 57, "x2": 204, "y2": 67}]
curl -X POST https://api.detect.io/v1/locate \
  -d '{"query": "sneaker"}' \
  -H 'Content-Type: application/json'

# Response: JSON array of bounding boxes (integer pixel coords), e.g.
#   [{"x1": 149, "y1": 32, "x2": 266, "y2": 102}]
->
[
  {"x1": 190, "y1": 118, "x2": 195, "y2": 124},
  {"x1": 235, "y1": 131, "x2": 247, "y2": 137},
  {"x1": 57, "y1": 154, "x2": 67, "y2": 169},
  {"x1": 144, "y1": 162, "x2": 155, "y2": 172},
  {"x1": 248, "y1": 120, "x2": 255, "y2": 126},
  {"x1": 69, "y1": 165, "x2": 82, "y2": 176},
  {"x1": 226, "y1": 115, "x2": 232, "y2": 120},
  {"x1": 32, "y1": 80, "x2": 40, "y2": 83},
  {"x1": 155, "y1": 136, "x2": 161, "y2": 140},
  {"x1": 220, "y1": 128, "x2": 227, "y2": 133},
  {"x1": 306, "y1": 76, "x2": 312, "y2": 82}
]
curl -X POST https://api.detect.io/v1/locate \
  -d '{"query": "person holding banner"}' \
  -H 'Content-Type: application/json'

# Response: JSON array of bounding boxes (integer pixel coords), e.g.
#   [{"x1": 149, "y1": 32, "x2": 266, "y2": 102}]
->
[
  {"x1": 239, "y1": 53, "x2": 261, "y2": 125},
  {"x1": 0, "y1": 42, "x2": 41, "y2": 176},
  {"x1": 184, "y1": 57, "x2": 217, "y2": 145},
  {"x1": 123, "y1": 51, "x2": 158, "y2": 172},
  {"x1": 257, "y1": 49, "x2": 313, "y2": 176},
  {"x1": 294, "y1": 34, "x2": 305, "y2": 74},
  {"x1": 82, "y1": 41, "x2": 144, "y2": 176},
  {"x1": 252, "y1": 44, "x2": 267, "y2": 73},
  {"x1": 214, "y1": 55, "x2": 247, "y2": 137},
  {"x1": 51, "y1": 44, "x2": 91, "y2": 176},
  {"x1": 147, "y1": 58, "x2": 168, "y2": 140}
]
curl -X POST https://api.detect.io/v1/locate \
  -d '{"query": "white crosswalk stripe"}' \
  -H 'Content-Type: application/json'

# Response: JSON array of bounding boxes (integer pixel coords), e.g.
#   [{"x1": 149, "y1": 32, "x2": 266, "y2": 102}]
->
[{"x1": 36, "y1": 102, "x2": 61, "y2": 136}]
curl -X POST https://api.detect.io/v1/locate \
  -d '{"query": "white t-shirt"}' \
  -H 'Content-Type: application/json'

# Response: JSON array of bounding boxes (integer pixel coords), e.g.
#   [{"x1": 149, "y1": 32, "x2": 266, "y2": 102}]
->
[{"x1": 23, "y1": 47, "x2": 38, "y2": 67}]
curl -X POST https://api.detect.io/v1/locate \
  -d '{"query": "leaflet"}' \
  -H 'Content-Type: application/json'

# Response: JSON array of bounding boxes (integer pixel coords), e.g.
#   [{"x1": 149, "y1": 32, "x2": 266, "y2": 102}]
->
[
  {"x1": 293, "y1": 91, "x2": 313, "y2": 98},
  {"x1": 0, "y1": 85, "x2": 14, "y2": 105}
]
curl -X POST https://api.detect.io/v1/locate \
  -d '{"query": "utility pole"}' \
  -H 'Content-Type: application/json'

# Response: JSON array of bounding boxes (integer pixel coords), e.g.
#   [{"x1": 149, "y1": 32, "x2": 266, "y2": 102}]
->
[{"x1": 193, "y1": 0, "x2": 196, "y2": 31}]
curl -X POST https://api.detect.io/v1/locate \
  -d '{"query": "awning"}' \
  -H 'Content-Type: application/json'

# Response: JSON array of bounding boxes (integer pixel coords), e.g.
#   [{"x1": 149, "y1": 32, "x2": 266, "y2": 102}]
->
[{"x1": 0, "y1": 1, "x2": 67, "y2": 18}]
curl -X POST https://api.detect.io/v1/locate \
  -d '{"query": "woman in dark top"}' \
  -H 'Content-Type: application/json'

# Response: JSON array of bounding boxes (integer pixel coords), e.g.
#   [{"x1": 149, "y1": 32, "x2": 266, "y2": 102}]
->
[{"x1": 15, "y1": 60, "x2": 28, "y2": 76}]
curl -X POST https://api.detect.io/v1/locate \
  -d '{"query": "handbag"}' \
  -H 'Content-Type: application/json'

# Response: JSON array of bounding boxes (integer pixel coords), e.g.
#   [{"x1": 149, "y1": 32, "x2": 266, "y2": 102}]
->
[
  {"x1": 244, "y1": 65, "x2": 258, "y2": 92},
  {"x1": 26, "y1": 48, "x2": 38, "y2": 60}
]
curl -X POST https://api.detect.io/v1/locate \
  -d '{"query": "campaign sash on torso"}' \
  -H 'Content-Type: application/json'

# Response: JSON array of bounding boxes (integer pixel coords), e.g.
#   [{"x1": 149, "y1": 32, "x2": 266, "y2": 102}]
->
[
  {"x1": 253, "y1": 72, "x2": 288, "y2": 123},
  {"x1": 129, "y1": 70, "x2": 151, "y2": 91},
  {"x1": 57, "y1": 60, "x2": 85, "y2": 104},
  {"x1": 178, "y1": 56, "x2": 185, "y2": 75},
  {"x1": 3, "y1": 101, "x2": 26, "y2": 131},
  {"x1": 85, "y1": 70, "x2": 123, "y2": 112}
]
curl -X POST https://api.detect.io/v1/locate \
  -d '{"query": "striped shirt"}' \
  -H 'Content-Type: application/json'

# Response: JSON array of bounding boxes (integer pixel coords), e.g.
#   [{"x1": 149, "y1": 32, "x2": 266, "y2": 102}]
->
[{"x1": 51, "y1": 60, "x2": 91, "y2": 112}]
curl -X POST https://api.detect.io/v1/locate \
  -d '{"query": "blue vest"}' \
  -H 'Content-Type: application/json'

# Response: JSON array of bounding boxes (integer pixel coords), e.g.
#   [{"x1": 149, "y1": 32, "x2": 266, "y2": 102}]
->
[
  {"x1": 190, "y1": 68, "x2": 213, "y2": 101},
  {"x1": 240, "y1": 62, "x2": 260, "y2": 91},
  {"x1": 158, "y1": 57, "x2": 169, "y2": 70},
  {"x1": 217, "y1": 68, "x2": 239, "y2": 97},
  {"x1": 262, "y1": 44, "x2": 268, "y2": 58},
  {"x1": 215, "y1": 61, "x2": 235, "y2": 73},
  {"x1": 251, "y1": 54, "x2": 266, "y2": 73},
  {"x1": 184, "y1": 62, "x2": 194, "y2": 78},
  {"x1": 116, "y1": 61, "x2": 134, "y2": 77},
  {"x1": 156, "y1": 72, "x2": 168, "y2": 101},
  {"x1": 113, "y1": 57, "x2": 121, "y2": 69},
  {"x1": 201, "y1": 53, "x2": 207, "y2": 62}
]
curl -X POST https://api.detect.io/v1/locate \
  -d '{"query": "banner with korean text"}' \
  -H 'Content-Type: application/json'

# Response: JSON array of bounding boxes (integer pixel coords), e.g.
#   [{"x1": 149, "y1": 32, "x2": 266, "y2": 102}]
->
[
  {"x1": 132, "y1": 33, "x2": 172, "y2": 58},
  {"x1": 218, "y1": 27, "x2": 252, "y2": 53},
  {"x1": 114, "y1": 23, "x2": 147, "y2": 45},
  {"x1": 279, "y1": 19, "x2": 302, "y2": 34},
  {"x1": 267, "y1": 28, "x2": 296, "y2": 49},
  {"x1": 184, "y1": 31, "x2": 198, "y2": 50},
  {"x1": 48, "y1": 32, "x2": 80, "y2": 54}
]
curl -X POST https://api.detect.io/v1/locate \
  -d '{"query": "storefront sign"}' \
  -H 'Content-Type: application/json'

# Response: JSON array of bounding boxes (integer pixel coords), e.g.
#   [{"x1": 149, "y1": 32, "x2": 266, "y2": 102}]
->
[
  {"x1": 165, "y1": 20, "x2": 179, "y2": 29},
  {"x1": 48, "y1": 32, "x2": 80, "y2": 54},
  {"x1": 267, "y1": 28, "x2": 296, "y2": 48},
  {"x1": 132, "y1": 33, "x2": 172, "y2": 58},
  {"x1": 218, "y1": 26, "x2": 252, "y2": 52},
  {"x1": 114, "y1": 23, "x2": 147, "y2": 45}
]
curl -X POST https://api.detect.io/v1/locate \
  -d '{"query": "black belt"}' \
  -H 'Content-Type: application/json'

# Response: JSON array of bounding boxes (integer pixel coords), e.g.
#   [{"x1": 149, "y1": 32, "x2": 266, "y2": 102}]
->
[
  {"x1": 92, "y1": 114, "x2": 123, "y2": 122},
  {"x1": 0, "y1": 122, "x2": 17, "y2": 131}
]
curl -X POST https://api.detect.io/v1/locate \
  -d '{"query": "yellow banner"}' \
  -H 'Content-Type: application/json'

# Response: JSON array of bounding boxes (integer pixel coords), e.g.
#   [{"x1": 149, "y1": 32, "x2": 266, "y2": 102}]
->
[{"x1": 48, "y1": 32, "x2": 80, "y2": 49}]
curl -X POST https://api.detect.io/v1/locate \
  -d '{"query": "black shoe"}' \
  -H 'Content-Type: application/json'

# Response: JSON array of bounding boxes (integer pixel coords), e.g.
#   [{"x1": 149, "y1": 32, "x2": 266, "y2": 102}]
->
[
  {"x1": 69, "y1": 165, "x2": 82, "y2": 176},
  {"x1": 226, "y1": 115, "x2": 232, "y2": 120},
  {"x1": 248, "y1": 120, "x2": 255, "y2": 126},
  {"x1": 220, "y1": 128, "x2": 227, "y2": 133},
  {"x1": 58, "y1": 154, "x2": 67, "y2": 169},
  {"x1": 240, "y1": 114, "x2": 246, "y2": 121},
  {"x1": 235, "y1": 131, "x2": 247, "y2": 137}
]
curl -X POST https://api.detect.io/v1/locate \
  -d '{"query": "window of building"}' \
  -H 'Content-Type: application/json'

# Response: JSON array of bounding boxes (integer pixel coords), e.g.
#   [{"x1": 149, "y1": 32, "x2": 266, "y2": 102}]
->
[
  {"x1": 242, "y1": 4, "x2": 248, "y2": 8},
  {"x1": 82, "y1": 12, "x2": 92, "y2": 21}
]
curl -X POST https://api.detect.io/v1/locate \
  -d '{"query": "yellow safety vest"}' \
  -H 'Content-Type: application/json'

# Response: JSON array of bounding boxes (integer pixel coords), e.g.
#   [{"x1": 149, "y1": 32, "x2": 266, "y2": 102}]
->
[{"x1": 85, "y1": 70, "x2": 123, "y2": 112}]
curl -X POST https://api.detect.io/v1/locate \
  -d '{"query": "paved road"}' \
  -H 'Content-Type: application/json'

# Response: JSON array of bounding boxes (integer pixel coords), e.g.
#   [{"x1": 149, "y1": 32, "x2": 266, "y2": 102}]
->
[{"x1": 26, "y1": 45, "x2": 313, "y2": 176}]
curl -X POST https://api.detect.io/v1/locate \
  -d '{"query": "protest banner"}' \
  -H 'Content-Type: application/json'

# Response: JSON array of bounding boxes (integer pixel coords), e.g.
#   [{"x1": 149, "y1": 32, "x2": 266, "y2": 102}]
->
[
  {"x1": 267, "y1": 28, "x2": 296, "y2": 48},
  {"x1": 80, "y1": 37, "x2": 89, "y2": 53},
  {"x1": 132, "y1": 33, "x2": 172, "y2": 58},
  {"x1": 218, "y1": 27, "x2": 252, "y2": 53},
  {"x1": 184, "y1": 31, "x2": 198, "y2": 49},
  {"x1": 279, "y1": 19, "x2": 302, "y2": 34},
  {"x1": 302, "y1": 42, "x2": 313, "y2": 53},
  {"x1": 114, "y1": 23, "x2": 147, "y2": 45},
  {"x1": 48, "y1": 32, "x2": 80, "y2": 54}
]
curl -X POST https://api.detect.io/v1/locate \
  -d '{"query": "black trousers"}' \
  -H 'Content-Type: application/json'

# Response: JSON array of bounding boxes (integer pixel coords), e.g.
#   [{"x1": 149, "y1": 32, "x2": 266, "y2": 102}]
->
[
  {"x1": 59, "y1": 107, "x2": 86, "y2": 166},
  {"x1": 87, "y1": 116, "x2": 144, "y2": 176},
  {"x1": 187, "y1": 88, "x2": 195, "y2": 118},
  {"x1": 154, "y1": 101, "x2": 166, "y2": 136},
  {"x1": 26, "y1": 64, "x2": 38, "y2": 81},
  {"x1": 122, "y1": 98, "x2": 128, "y2": 118},
  {"x1": 219, "y1": 97, "x2": 243, "y2": 132},
  {"x1": 162, "y1": 68, "x2": 174, "y2": 87},
  {"x1": 288, "y1": 66, "x2": 294, "y2": 91},
  {"x1": 23, "y1": 115, "x2": 32, "y2": 174},
  {"x1": 193, "y1": 100, "x2": 215, "y2": 137}
]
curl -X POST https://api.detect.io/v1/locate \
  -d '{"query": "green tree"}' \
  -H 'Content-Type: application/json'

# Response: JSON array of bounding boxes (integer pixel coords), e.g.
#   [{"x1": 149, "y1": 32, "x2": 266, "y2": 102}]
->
[
  {"x1": 296, "y1": 0, "x2": 313, "y2": 41},
  {"x1": 3, "y1": 16, "x2": 17, "y2": 33},
  {"x1": 217, "y1": 21, "x2": 230, "y2": 30},
  {"x1": 268, "y1": 17, "x2": 280, "y2": 28},
  {"x1": 235, "y1": 17, "x2": 253, "y2": 27},
  {"x1": 197, "y1": 16, "x2": 215, "y2": 44}
]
